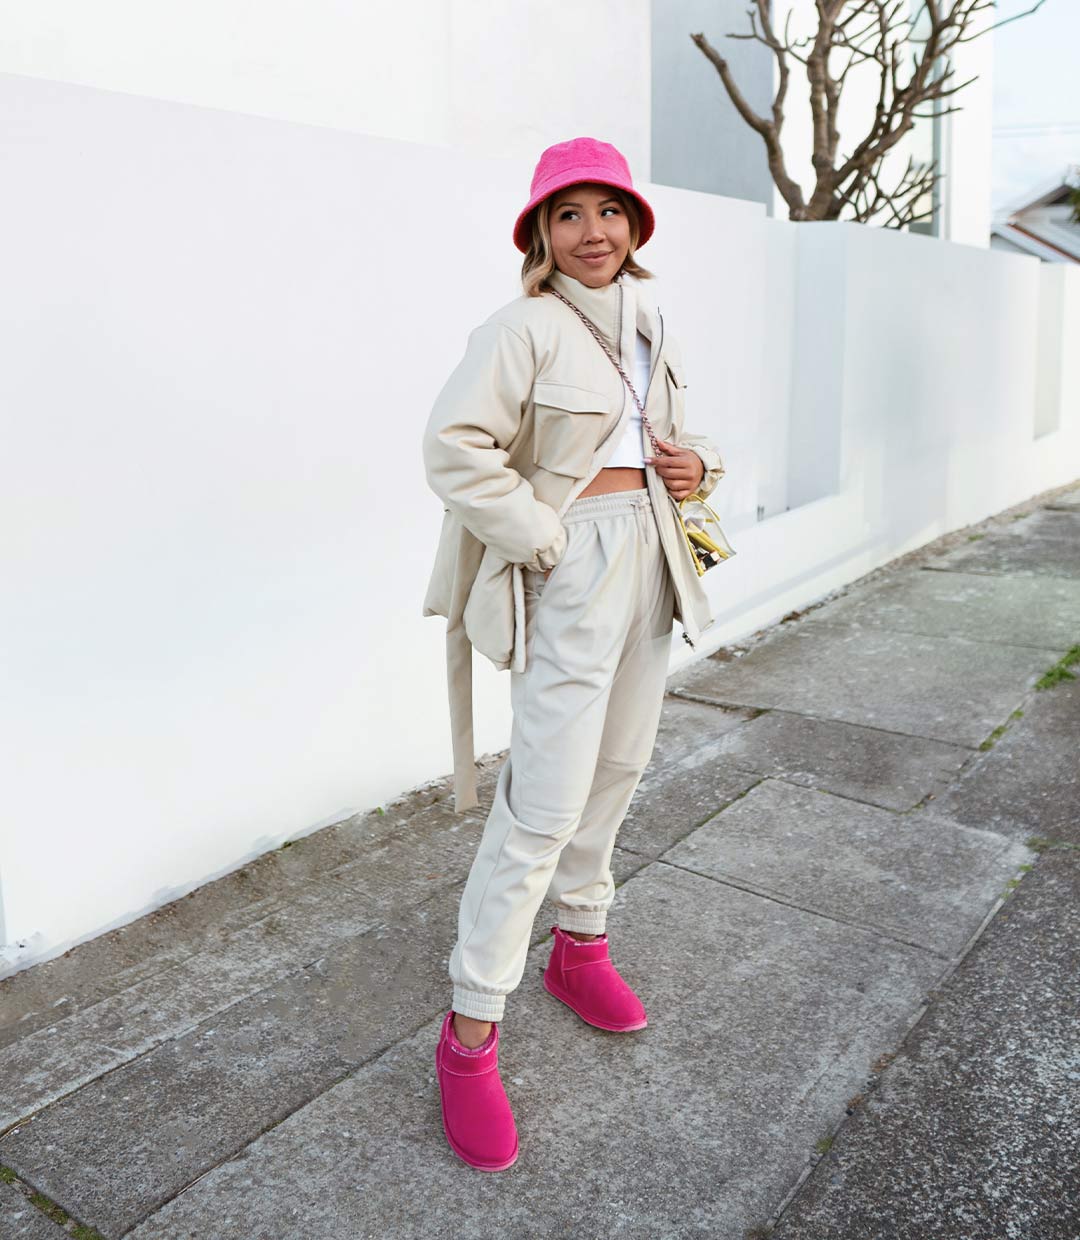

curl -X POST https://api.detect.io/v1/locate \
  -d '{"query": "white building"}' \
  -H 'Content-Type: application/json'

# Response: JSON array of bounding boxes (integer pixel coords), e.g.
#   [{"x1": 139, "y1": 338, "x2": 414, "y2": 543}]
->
[{"x1": 992, "y1": 168, "x2": 1080, "y2": 263}]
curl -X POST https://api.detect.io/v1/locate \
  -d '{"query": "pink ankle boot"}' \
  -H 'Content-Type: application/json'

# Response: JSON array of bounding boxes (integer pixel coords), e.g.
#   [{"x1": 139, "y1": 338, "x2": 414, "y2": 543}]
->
[
  {"x1": 435, "y1": 1009, "x2": 519, "y2": 1171},
  {"x1": 542, "y1": 925, "x2": 648, "y2": 1032}
]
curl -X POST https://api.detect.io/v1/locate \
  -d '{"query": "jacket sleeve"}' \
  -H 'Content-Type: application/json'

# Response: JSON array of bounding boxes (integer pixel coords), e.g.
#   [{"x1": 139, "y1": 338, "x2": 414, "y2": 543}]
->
[
  {"x1": 422, "y1": 320, "x2": 567, "y2": 573},
  {"x1": 679, "y1": 435, "x2": 726, "y2": 501}
]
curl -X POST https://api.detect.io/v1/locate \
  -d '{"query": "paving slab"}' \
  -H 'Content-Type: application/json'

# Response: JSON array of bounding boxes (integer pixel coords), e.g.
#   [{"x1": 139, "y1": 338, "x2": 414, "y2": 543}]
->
[
  {"x1": 611, "y1": 673, "x2": 766, "y2": 868},
  {"x1": 0, "y1": 1182, "x2": 71, "y2": 1240},
  {"x1": 0, "y1": 786, "x2": 468, "y2": 1022},
  {"x1": 646, "y1": 696, "x2": 761, "y2": 768},
  {"x1": 923, "y1": 508, "x2": 1080, "y2": 579},
  {"x1": 617, "y1": 757, "x2": 761, "y2": 861},
  {"x1": 710, "y1": 711, "x2": 970, "y2": 811},
  {"x1": 320, "y1": 800, "x2": 490, "y2": 911},
  {"x1": 933, "y1": 678, "x2": 1080, "y2": 846},
  {"x1": 771, "y1": 850, "x2": 1080, "y2": 1240},
  {"x1": 0, "y1": 838, "x2": 337, "y2": 1050},
  {"x1": 125, "y1": 861, "x2": 947, "y2": 1240},
  {"x1": 806, "y1": 567, "x2": 1080, "y2": 649},
  {"x1": 0, "y1": 850, "x2": 652, "y2": 1237},
  {"x1": 0, "y1": 795, "x2": 480, "y2": 1052},
  {"x1": 662, "y1": 780, "x2": 1031, "y2": 956},
  {"x1": 0, "y1": 797, "x2": 501, "y2": 1131},
  {"x1": 670, "y1": 622, "x2": 1062, "y2": 749},
  {"x1": 0, "y1": 898, "x2": 460, "y2": 1236},
  {"x1": 1044, "y1": 482, "x2": 1080, "y2": 512},
  {"x1": 0, "y1": 876, "x2": 383, "y2": 1133}
]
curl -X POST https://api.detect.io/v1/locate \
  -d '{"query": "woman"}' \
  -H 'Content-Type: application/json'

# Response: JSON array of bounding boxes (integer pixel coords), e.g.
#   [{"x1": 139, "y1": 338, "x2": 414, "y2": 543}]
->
[{"x1": 421, "y1": 136, "x2": 726, "y2": 1171}]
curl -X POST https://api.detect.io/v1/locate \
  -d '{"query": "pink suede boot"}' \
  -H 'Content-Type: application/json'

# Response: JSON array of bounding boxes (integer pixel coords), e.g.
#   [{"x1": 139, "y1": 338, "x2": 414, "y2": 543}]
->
[
  {"x1": 542, "y1": 925, "x2": 648, "y2": 1032},
  {"x1": 434, "y1": 1009, "x2": 519, "y2": 1171}
]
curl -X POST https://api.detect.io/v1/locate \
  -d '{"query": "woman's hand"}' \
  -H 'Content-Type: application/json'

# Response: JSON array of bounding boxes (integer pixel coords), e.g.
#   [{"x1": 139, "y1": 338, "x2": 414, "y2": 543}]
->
[{"x1": 646, "y1": 439, "x2": 705, "y2": 501}]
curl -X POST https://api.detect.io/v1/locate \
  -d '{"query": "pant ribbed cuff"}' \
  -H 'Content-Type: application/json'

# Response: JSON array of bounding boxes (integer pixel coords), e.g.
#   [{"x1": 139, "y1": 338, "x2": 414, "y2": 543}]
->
[
  {"x1": 554, "y1": 907, "x2": 609, "y2": 935},
  {"x1": 452, "y1": 986, "x2": 506, "y2": 1022}
]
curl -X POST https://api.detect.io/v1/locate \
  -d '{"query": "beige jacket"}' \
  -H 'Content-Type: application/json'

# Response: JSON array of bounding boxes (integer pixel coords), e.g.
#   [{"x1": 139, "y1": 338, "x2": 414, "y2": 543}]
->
[{"x1": 422, "y1": 267, "x2": 726, "y2": 812}]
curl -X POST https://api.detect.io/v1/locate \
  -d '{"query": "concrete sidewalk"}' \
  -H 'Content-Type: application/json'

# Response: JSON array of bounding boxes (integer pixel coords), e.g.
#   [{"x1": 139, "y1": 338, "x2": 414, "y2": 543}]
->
[{"x1": 2, "y1": 480, "x2": 1078, "y2": 1240}]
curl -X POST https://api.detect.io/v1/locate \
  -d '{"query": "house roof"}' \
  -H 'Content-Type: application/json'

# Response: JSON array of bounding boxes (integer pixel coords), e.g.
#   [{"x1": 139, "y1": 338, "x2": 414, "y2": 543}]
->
[{"x1": 991, "y1": 165, "x2": 1080, "y2": 263}]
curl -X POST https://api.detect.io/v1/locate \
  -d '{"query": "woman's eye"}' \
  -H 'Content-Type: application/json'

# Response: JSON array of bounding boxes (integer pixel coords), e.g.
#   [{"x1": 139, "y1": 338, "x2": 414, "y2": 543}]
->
[{"x1": 559, "y1": 207, "x2": 620, "y2": 220}]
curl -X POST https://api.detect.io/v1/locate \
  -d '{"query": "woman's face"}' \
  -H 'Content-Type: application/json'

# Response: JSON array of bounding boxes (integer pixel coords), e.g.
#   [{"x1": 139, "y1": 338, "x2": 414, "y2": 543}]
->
[{"x1": 546, "y1": 183, "x2": 631, "y2": 287}]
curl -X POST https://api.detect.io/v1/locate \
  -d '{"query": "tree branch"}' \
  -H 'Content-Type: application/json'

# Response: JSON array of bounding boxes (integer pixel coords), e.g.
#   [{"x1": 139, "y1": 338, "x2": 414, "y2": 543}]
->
[{"x1": 691, "y1": 0, "x2": 1047, "y2": 226}]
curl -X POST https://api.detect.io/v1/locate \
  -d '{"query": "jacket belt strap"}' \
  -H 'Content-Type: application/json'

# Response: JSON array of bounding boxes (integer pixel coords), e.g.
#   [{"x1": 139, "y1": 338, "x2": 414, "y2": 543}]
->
[{"x1": 446, "y1": 620, "x2": 479, "y2": 813}]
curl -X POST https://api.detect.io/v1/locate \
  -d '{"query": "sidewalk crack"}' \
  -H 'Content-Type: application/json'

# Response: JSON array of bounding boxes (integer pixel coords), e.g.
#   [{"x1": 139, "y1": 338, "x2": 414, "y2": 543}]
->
[{"x1": 653, "y1": 858, "x2": 950, "y2": 958}]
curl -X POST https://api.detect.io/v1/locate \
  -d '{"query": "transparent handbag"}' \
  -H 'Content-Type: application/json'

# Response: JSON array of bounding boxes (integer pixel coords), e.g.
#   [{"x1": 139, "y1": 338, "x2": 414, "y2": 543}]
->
[{"x1": 676, "y1": 490, "x2": 736, "y2": 577}]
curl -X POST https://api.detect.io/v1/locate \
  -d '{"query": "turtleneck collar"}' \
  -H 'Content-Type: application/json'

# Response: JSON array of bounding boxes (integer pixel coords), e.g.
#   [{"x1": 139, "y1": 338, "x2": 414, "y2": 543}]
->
[
  {"x1": 543, "y1": 267, "x2": 626, "y2": 354},
  {"x1": 542, "y1": 266, "x2": 662, "y2": 385}
]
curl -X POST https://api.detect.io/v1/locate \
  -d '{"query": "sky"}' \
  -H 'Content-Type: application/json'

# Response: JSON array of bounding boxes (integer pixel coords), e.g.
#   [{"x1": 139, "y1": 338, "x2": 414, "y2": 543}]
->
[{"x1": 991, "y1": 0, "x2": 1079, "y2": 211}]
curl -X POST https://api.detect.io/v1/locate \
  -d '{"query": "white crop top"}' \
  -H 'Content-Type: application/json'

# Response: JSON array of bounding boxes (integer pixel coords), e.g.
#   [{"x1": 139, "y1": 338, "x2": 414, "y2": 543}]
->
[{"x1": 603, "y1": 331, "x2": 650, "y2": 468}]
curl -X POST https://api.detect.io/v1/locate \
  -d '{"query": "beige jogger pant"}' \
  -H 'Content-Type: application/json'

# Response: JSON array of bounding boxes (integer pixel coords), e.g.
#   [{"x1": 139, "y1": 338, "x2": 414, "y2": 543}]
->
[{"x1": 449, "y1": 487, "x2": 676, "y2": 1022}]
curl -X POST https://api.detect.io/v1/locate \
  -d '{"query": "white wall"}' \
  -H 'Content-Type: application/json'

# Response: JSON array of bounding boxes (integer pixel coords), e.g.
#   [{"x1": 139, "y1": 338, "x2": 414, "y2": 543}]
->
[
  {"x1": 0, "y1": 72, "x2": 544, "y2": 970},
  {"x1": 940, "y1": 4, "x2": 995, "y2": 247},
  {"x1": 2, "y1": 72, "x2": 1077, "y2": 976},
  {"x1": 1035, "y1": 264, "x2": 1080, "y2": 441},
  {"x1": 0, "y1": 0, "x2": 652, "y2": 173},
  {"x1": 650, "y1": 0, "x2": 775, "y2": 207}
]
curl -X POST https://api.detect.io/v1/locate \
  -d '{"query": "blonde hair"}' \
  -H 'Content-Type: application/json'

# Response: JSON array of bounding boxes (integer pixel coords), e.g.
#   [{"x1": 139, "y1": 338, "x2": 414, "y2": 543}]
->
[{"x1": 521, "y1": 185, "x2": 653, "y2": 298}]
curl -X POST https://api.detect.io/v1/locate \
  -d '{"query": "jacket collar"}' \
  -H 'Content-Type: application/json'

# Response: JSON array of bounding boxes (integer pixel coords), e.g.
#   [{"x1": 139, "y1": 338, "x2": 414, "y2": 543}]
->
[{"x1": 543, "y1": 267, "x2": 661, "y2": 359}]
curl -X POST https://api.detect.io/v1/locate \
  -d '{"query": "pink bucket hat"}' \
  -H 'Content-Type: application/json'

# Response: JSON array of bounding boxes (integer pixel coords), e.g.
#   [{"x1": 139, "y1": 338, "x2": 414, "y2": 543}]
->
[{"x1": 512, "y1": 136, "x2": 656, "y2": 254}]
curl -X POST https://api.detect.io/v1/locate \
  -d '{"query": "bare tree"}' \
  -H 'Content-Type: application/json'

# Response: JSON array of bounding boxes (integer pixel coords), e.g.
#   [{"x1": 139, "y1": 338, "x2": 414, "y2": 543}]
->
[{"x1": 691, "y1": 0, "x2": 1048, "y2": 227}]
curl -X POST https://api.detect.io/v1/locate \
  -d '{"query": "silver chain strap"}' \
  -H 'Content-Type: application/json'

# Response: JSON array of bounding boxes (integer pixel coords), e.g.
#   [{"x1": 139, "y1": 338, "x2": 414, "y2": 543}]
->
[{"x1": 544, "y1": 284, "x2": 664, "y2": 458}]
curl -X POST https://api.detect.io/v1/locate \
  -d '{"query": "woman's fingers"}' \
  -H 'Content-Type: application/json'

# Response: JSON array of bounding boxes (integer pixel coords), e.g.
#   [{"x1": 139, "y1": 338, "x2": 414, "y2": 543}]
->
[
  {"x1": 650, "y1": 459, "x2": 698, "y2": 483},
  {"x1": 655, "y1": 460, "x2": 696, "y2": 479},
  {"x1": 644, "y1": 445, "x2": 704, "y2": 502},
  {"x1": 638, "y1": 440, "x2": 705, "y2": 500},
  {"x1": 647, "y1": 441, "x2": 705, "y2": 494},
  {"x1": 648, "y1": 442, "x2": 693, "y2": 470}
]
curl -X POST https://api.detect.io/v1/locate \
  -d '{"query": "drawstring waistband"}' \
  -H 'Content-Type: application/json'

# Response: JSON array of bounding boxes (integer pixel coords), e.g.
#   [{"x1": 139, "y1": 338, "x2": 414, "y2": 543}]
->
[
  {"x1": 563, "y1": 487, "x2": 653, "y2": 544},
  {"x1": 564, "y1": 487, "x2": 650, "y2": 517}
]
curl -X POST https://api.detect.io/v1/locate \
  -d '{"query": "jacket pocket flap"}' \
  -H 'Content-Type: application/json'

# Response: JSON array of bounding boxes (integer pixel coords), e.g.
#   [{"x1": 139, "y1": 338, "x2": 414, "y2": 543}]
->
[
  {"x1": 664, "y1": 359, "x2": 688, "y2": 388},
  {"x1": 532, "y1": 381, "x2": 614, "y2": 414}
]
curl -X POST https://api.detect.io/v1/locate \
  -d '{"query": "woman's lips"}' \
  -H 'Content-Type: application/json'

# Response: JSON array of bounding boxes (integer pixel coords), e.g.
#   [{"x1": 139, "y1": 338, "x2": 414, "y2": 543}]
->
[{"x1": 578, "y1": 252, "x2": 612, "y2": 263}]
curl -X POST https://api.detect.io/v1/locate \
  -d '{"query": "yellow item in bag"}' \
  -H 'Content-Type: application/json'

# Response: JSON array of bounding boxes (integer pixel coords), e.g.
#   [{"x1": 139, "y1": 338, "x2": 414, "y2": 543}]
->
[{"x1": 677, "y1": 491, "x2": 736, "y2": 577}]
